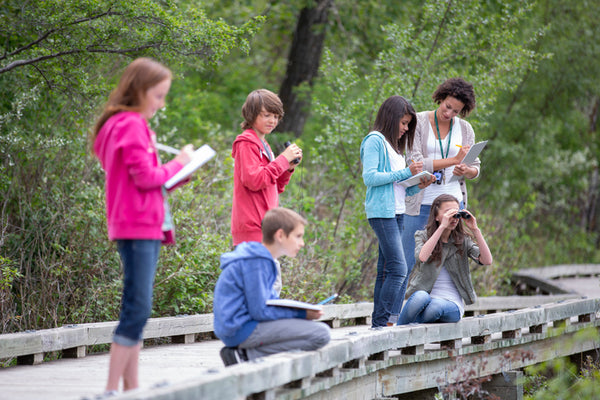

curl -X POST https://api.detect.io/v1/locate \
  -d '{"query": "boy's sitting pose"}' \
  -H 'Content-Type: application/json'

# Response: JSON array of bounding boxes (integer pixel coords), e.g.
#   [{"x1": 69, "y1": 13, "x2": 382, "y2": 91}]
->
[{"x1": 213, "y1": 207, "x2": 331, "y2": 366}]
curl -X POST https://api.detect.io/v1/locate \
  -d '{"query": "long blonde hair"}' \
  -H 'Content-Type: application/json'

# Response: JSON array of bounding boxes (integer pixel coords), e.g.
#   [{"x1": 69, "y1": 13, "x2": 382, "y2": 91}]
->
[{"x1": 90, "y1": 58, "x2": 172, "y2": 144}]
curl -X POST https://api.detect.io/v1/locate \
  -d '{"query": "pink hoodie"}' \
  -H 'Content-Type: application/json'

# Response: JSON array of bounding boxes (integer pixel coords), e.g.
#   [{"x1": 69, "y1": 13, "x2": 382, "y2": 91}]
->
[
  {"x1": 231, "y1": 129, "x2": 293, "y2": 245},
  {"x1": 94, "y1": 112, "x2": 183, "y2": 240}
]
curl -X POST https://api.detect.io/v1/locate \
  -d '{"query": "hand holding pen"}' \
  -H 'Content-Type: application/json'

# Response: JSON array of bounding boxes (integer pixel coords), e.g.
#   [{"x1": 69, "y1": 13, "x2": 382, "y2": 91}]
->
[{"x1": 408, "y1": 159, "x2": 423, "y2": 175}]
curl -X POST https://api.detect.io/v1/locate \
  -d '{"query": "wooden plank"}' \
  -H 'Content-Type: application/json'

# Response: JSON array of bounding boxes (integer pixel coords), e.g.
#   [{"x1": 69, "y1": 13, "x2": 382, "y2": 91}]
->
[
  {"x1": 518, "y1": 264, "x2": 600, "y2": 279},
  {"x1": 2, "y1": 298, "x2": 600, "y2": 400},
  {"x1": 464, "y1": 295, "x2": 579, "y2": 312}
]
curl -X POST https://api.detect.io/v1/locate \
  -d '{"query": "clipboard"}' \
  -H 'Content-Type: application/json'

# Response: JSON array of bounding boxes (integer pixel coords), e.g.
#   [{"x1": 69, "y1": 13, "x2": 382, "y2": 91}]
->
[
  {"x1": 448, "y1": 140, "x2": 488, "y2": 183},
  {"x1": 398, "y1": 171, "x2": 435, "y2": 188},
  {"x1": 164, "y1": 144, "x2": 216, "y2": 189}
]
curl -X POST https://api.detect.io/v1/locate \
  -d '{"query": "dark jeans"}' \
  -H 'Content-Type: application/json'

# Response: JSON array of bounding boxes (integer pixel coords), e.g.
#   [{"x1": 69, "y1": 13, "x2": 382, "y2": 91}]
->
[
  {"x1": 114, "y1": 239, "x2": 161, "y2": 346},
  {"x1": 393, "y1": 204, "x2": 432, "y2": 322},
  {"x1": 368, "y1": 216, "x2": 408, "y2": 327},
  {"x1": 401, "y1": 204, "x2": 431, "y2": 283}
]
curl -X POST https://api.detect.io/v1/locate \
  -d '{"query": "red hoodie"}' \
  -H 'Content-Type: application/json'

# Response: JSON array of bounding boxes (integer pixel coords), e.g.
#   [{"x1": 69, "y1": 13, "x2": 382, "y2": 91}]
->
[
  {"x1": 231, "y1": 129, "x2": 293, "y2": 245},
  {"x1": 94, "y1": 111, "x2": 184, "y2": 241}
]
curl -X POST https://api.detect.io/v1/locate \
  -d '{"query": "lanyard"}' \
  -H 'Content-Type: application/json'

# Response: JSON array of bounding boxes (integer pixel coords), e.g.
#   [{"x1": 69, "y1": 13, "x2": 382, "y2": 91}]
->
[
  {"x1": 434, "y1": 110, "x2": 453, "y2": 159},
  {"x1": 260, "y1": 139, "x2": 273, "y2": 161}
]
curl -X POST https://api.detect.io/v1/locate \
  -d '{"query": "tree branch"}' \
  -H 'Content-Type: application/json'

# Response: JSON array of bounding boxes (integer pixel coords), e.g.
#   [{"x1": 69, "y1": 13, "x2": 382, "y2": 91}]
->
[
  {"x1": 411, "y1": 0, "x2": 453, "y2": 98},
  {"x1": 1, "y1": 10, "x2": 121, "y2": 61},
  {"x1": 0, "y1": 50, "x2": 81, "y2": 74},
  {"x1": 0, "y1": 42, "x2": 168, "y2": 74}
]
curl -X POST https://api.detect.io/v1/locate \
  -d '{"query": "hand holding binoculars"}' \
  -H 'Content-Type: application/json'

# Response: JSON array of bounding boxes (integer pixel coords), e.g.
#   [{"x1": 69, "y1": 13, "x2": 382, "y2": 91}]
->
[{"x1": 453, "y1": 211, "x2": 471, "y2": 219}]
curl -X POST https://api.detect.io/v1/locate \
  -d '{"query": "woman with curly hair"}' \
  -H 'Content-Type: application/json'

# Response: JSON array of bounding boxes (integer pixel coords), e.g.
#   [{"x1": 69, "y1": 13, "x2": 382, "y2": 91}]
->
[{"x1": 398, "y1": 78, "x2": 482, "y2": 318}]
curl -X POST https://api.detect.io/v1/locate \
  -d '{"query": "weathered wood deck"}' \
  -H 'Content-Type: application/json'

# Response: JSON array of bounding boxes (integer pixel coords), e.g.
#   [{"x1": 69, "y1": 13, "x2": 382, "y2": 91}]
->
[{"x1": 1, "y1": 265, "x2": 599, "y2": 400}]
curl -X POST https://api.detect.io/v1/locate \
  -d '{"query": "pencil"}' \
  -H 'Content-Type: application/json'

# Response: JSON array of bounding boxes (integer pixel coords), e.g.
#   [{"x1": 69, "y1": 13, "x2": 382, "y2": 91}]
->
[
  {"x1": 317, "y1": 294, "x2": 338, "y2": 305},
  {"x1": 156, "y1": 143, "x2": 181, "y2": 155},
  {"x1": 455, "y1": 145, "x2": 462, "y2": 148}
]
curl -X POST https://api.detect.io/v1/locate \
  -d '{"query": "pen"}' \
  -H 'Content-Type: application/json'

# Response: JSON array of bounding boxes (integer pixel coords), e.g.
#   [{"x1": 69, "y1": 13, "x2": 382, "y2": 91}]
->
[
  {"x1": 156, "y1": 143, "x2": 181, "y2": 155},
  {"x1": 317, "y1": 293, "x2": 338, "y2": 305}
]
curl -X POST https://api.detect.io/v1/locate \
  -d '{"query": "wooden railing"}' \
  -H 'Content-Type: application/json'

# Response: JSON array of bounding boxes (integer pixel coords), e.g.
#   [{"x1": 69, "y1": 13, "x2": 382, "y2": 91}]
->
[
  {"x1": 0, "y1": 294, "x2": 579, "y2": 366},
  {"x1": 107, "y1": 297, "x2": 599, "y2": 400},
  {"x1": 0, "y1": 303, "x2": 372, "y2": 365}
]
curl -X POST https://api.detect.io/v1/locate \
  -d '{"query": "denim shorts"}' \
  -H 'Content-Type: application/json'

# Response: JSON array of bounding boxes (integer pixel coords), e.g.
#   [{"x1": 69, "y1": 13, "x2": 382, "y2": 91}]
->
[{"x1": 114, "y1": 239, "x2": 161, "y2": 346}]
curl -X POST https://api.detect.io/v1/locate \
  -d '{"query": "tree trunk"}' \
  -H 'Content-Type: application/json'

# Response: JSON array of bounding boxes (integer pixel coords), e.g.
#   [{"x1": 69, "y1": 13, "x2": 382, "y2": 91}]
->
[{"x1": 277, "y1": 0, "x2": 333, "y2": 138}]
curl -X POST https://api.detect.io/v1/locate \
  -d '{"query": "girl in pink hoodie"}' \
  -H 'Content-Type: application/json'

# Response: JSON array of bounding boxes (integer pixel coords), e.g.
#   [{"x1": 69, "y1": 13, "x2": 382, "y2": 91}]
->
[{"x1": 91, "y1": 58, "x2": 193, "y2": 395}]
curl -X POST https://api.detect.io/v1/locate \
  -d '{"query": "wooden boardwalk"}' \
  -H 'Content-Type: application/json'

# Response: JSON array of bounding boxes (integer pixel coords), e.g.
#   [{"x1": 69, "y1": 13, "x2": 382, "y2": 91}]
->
[
  {"x1": 0, "y1": 326, "x2": 368, "y2": 400},
  {"x1": 1, "y1": 264, "x2": 599, "y2": 400},
  {"x1": 513, "y1": 264, "x2": 600, "y2": 297}
]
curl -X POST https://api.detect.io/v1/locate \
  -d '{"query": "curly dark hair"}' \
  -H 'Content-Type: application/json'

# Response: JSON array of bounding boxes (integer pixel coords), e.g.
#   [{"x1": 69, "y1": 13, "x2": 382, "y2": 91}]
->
[{"x1": 432, "y1": 78, "x2": 476, "y2": 117}]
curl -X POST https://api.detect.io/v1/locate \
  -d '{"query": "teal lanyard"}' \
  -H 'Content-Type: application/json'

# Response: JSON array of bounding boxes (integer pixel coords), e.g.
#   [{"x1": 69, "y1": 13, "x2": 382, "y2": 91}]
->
[{"x1": 434, "y1": 110, "x2": 453, "y2": 159}]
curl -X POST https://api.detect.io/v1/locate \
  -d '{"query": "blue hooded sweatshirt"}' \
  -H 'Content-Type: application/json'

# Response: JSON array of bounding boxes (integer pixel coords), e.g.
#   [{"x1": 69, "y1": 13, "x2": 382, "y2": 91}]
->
[{"x1": 213, "y1": 241, "x2": 307, "y2": 347}]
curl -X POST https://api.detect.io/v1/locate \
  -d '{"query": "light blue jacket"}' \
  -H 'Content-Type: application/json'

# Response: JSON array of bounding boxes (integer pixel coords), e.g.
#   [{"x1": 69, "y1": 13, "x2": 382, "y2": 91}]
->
[{"x1": 360, "y1": 131, "x2": 420, "y2": 219}]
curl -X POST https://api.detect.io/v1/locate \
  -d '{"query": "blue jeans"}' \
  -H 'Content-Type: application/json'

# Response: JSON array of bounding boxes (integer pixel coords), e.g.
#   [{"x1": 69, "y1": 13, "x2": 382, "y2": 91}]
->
[
  {"x1": 401, "y1": 204, "x2": 431, "y2": 279},
  {"x1": 393, "y1": 204, "x2": 432, "y2": 321},
  {"x1": 368, "y1": 216, "x2": 408, "y2": 327},
  {"x1": 114, "y1": 239, "x2": 161, "y2": 346},
  {"x1": 398, "y1": 290, "x2": 461, "y2": 324}
]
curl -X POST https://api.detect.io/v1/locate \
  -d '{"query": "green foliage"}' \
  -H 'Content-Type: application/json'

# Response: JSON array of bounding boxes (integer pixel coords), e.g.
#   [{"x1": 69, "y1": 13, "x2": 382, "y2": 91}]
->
[
  {"x1": 152, "y1": 149, "x2": 234, "y2": 315},
  {"x1": 474, "y1": 0, "x2": 600, "y2": 269},
  {"x1": 0, "y1": 0, "x2": 263, "y2": 332},
  {"x1": 524, "y1": 328, "x2": 600, "y2": 399},
  {"x1": 0, "y1": 0, "x2": 599, "y2": 338},
  {"x1": 0, "y1": 0, "x2": 264, "y2": 84},
  {"x1": 303, "y1": 0, "x2": 543, "y2": 299}
]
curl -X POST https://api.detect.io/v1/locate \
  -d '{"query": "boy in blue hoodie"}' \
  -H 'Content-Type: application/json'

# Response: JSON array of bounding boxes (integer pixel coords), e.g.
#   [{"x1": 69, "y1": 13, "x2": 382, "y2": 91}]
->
[{"x1": 213, "y1": 207, "x2": 331, "y2": 366}]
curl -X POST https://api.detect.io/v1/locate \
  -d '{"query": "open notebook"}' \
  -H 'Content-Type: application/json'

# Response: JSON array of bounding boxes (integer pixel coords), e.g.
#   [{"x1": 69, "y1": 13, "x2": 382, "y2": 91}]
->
[
  {"x1": 164, "y1": 144, "x2": 216, "y2": 189},
  {"x1": 266, "y1": 299, "x2": 323, "y2": 311}
]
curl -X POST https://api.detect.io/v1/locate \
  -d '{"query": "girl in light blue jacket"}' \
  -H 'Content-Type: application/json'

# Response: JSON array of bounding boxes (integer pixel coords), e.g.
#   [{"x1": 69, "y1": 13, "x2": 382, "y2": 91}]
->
[{"x1": 360, "y1": 96, "x2": 435, "y2": 327}]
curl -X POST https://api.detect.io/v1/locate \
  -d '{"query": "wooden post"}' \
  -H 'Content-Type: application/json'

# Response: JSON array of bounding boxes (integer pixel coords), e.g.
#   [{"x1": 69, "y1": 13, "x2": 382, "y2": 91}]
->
[
  {"x1": 17, "y1": 353, "x2": 44, "y2": 365},
  {"x1": 62, "y1": 346, "x2": 86, "y2": 358},
  {"x1": 171, "y1": 333, "x2": 195, "y2": 344},
  {"x1": 481, "y1": 371, "x2": 523, "y2": 400}
]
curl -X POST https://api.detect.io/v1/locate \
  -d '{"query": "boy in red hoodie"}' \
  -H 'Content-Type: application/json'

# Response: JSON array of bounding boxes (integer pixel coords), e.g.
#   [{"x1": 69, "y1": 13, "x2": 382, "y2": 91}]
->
[{"x1": 231, "y1": 89, "x2": 303, "y2": 246}]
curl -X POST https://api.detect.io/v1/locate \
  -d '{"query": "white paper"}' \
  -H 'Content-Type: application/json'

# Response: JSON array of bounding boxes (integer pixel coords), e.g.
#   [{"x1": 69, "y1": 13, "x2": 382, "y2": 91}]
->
[
  {"x1": 448, "y1": 140, "x2": 488, "y2": 183},
  {"x1": 164, "y1": 144, "x2": 216, "y2": 189},
  {"x1": 398, "y1": 171, "x2": 435, "y2": 188},
  {"x1": 266, "y1": 299, "x2": 323, "y2": 311}
]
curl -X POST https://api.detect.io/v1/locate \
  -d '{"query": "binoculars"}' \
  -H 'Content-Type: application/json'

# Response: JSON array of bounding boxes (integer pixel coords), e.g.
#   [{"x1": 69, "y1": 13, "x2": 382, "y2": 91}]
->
[
  {"x1": 284, "y1": 141, "x2": 300, "y2": 164},
  {"x1": 453, "y1": 211, "x2": 471, "y2": 219}
]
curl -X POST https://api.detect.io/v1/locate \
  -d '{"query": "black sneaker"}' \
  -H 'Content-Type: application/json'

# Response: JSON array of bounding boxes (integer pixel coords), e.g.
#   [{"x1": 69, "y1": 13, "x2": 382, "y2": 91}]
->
[{"x1": 220, "y1": 346, "x2": 247, "y2": 366}]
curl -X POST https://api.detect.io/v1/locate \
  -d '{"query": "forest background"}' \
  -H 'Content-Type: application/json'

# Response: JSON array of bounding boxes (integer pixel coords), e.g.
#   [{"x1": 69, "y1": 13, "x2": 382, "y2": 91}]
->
[{"x1": 1, "y1": 0, "x2": 599, "y2": 336}]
